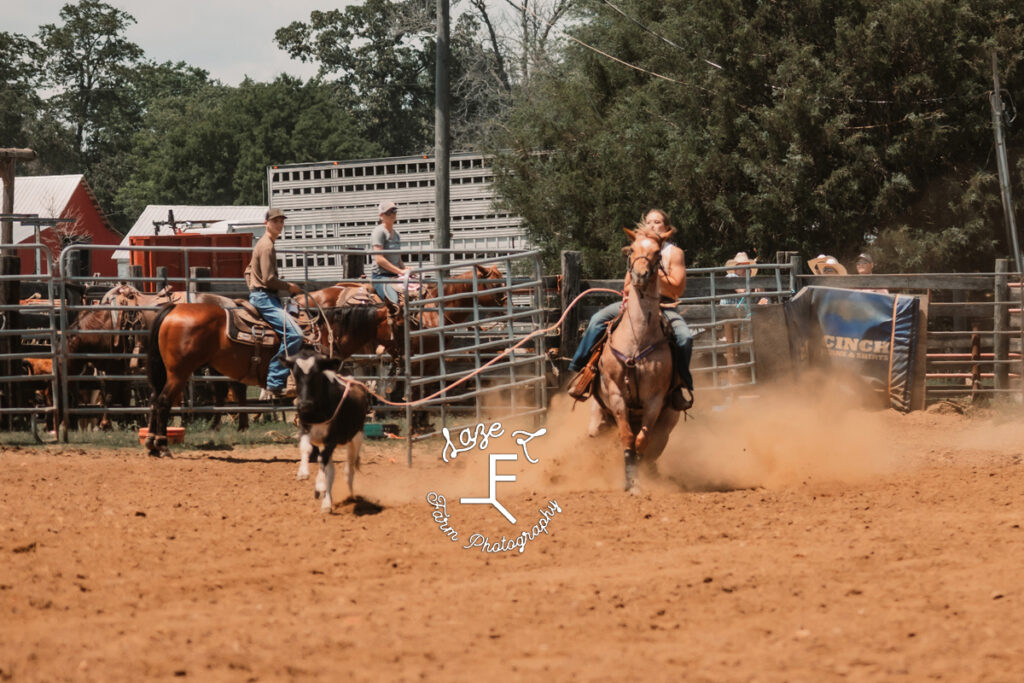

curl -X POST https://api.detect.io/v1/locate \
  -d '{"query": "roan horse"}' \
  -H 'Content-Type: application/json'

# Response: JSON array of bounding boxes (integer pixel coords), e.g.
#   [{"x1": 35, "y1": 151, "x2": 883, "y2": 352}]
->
[
  {"x1": 97, "y1": 283, "x2": 250, "y2": 430},
  {"x1": 58, "y1": 283, "x2": 182, "y2": 431},
  {"x1": 144, "y1": 289, "x2": 400, "y2": 457},
  {"x1": 592, "y1": 227, "x2": 680, "y2": 492}
]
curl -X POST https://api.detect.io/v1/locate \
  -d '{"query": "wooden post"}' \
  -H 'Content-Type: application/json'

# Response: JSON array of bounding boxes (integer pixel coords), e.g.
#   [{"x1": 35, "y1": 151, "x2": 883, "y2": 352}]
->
[
  {"x1": 345, "y1": 253, "x2": 364, "y2": 280},
  {"x1": 155, "y1": 266, "x2": 168, "y2": 294},
  {"x1": 994, "y1": 259, "x2": 1009, "y2": 394},
  {"x1": 189, "y1": 267, "x2": 211, "y2": 296},
  {"x1": 971, "y1": 323, "x2": 982, "y2": 403},
  {"x1": 559, "y1": 251, "x2": 581, "y2": 363},
  {"x1": 129, "y1": 264, "x2": 143, "y2": 289},
  {"x1": 787, "y1": 253, "x2": 802, "y2": 293}
]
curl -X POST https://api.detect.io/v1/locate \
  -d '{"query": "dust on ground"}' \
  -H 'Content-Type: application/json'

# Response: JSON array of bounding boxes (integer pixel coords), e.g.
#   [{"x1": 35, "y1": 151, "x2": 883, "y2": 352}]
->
[{"x1": 3, "y1": 387, "x2": 1024, "y2": 681}]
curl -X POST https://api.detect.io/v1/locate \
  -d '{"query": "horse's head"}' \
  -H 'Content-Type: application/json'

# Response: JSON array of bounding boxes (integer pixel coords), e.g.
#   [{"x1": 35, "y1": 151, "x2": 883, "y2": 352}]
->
[
  {"x1": 623, "y1": 227, "x2": 670, "y2": 294},
  {"x1": 472, "y1": 264, "x2": 507, "y2": 310}
]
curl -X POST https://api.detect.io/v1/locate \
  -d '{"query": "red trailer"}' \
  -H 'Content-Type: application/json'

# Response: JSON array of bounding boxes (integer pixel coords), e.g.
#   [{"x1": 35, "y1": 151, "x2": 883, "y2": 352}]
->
[{"x1": 129, "y1": 233, "x2": 252, "y2": 291}]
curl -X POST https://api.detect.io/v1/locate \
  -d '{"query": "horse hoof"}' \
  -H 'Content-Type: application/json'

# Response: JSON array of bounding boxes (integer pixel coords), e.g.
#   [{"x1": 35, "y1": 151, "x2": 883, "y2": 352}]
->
[
  {"x1": 297, "y1": 471, "x2": 310, "y2": 481},
  {"x1": 314, "y1": 490, "x2": 321, "y2": 499}
]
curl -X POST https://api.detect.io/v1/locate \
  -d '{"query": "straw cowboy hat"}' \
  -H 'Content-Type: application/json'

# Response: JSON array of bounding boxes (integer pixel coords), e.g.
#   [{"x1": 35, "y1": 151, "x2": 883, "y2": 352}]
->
[
  {"x1": 724, "y1": 251, "x2": 758, "y2": 276},
  {"x1": 807, "y1": 254, "x2": 848, "y2": 275}
]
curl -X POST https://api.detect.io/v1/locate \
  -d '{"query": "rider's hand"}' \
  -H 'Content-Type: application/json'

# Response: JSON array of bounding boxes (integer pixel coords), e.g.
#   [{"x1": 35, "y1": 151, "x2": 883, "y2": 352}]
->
[{"x1": 287, "y1": 282, "x2": 303, "y2": 296}]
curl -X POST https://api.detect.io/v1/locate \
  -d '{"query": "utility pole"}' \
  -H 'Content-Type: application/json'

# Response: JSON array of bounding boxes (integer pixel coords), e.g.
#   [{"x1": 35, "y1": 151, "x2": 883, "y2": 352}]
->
[
  {"x1": 990, "y1": 49, "x2": 1023, "y2": 273},
  {"x1": 434, "y1": 0, "x2": 451, "y2": 266}
]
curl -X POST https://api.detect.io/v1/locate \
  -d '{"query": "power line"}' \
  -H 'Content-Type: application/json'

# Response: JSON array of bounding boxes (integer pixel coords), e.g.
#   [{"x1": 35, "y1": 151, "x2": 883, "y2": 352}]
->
[{"x1": 591, "y1": 0, "x2": 970, "y2": 108}]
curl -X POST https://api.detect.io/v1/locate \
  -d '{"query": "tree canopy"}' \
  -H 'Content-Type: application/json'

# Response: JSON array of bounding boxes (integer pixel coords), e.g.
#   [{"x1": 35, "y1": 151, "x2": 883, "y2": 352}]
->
[
  {"x1": 5, "y1": 0, "x2": 1024, "y2": 276},
  {"x1": 486, "y1": 0, "x2": 1024, "y2": 275}
]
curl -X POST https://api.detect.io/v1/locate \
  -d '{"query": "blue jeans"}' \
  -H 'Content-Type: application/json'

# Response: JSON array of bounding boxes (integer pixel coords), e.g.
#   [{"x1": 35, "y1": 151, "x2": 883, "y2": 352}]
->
[
  {"x1": 569, "y1": 301, "x2": 693, "y2": 390},
  {"x1": 372, "y1": 273, "x2": 400, "y2": 304},
  {"x1": 249, "y1": 290, "x2": 303, "y2": 390}
]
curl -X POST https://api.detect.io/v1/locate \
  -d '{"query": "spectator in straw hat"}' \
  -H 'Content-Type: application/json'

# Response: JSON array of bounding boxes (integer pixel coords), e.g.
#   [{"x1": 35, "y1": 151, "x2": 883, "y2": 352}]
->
[
  {"x1": 723, "y1": 251, "x2": 758, "y2": 307},
  {"x1": 807, "y1": 254, "x2": 848, "y2": 275}
]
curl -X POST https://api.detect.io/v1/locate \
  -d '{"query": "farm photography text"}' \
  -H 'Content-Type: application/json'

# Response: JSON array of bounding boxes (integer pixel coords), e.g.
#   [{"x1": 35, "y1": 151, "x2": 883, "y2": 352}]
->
[{"x1": 425, "y1": 420, "x2": 562, "y2": 554}]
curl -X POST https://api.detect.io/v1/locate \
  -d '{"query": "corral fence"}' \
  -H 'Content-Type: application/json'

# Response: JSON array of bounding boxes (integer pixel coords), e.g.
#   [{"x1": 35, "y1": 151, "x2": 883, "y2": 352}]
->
[
  {"x1": 554, "y1": 250, "x2": 801, "y2": 401},
  {"x1": 1, "y1": 242, "x2": 549, "y2": 447},
  {"x1": 395, "y1": 248, "x2": 547, "y2": 465},
  {"x1": 0, "y1": 243, "x2": 60, "y2": 435},
  {"x1": 554, "y1": 251, "x2": 1024, "y2": 406},
  {"x1": 3, "y1": 241, "x2": 1023, "y2": 439}
]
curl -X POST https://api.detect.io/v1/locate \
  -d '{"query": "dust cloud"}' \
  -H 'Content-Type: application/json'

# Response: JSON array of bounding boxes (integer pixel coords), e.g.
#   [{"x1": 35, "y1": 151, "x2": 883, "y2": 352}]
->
[
  {"x1": 363, "y1": 372, "x2": 1024, "y2": 505},
  {"x1": 519, "y1": 373, "x2": 904, "y2": 492}
]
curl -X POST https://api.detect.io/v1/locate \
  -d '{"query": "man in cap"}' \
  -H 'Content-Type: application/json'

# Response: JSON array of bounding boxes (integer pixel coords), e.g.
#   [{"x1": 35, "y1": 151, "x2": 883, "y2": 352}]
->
[
  {"x1": 370, "y1": 199, "x2": 412, "y2": 304},
  {"x1": 244, "y1": 208, "x2": 303, "y2": 398},
  {"x1": 854, "y1": 252, "x2": 889, "y2": 294}
]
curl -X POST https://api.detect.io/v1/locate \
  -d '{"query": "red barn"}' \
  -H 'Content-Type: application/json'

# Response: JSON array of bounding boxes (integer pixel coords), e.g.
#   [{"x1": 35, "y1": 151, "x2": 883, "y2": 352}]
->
[{"x1": 11, "y1": 175, "x2": 121, "y2": 277}]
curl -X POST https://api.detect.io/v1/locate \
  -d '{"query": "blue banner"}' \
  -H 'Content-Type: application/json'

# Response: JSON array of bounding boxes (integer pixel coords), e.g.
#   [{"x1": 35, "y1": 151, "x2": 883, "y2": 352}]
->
[{"x1": 785, "y1": 287, "x2": 920, "y2": 411}]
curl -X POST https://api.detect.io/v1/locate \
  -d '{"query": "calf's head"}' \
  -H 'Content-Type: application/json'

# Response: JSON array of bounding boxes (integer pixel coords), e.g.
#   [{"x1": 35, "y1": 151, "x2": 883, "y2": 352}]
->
[{"x1": 282, "y1": 349, "x2": 344, "y2": 414}]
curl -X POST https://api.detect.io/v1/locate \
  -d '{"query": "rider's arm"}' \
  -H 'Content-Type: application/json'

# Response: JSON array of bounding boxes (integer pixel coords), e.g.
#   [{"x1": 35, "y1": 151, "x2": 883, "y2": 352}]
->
[
  {"x1": 371, "y1": 226, "x2": 407, "y2": 275},
  {"x1": 252, "y1": 242, "x2": 297, "y2": 294},
  {"x1": 373, "y1": 247, "x2": 407, "y2": 275},
  {"x1": 659, "y1": 247, "x2": 687, "y2": 299}
]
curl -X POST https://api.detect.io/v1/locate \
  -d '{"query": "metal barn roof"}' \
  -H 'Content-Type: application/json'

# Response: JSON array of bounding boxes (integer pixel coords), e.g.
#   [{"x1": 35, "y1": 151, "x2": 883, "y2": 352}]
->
[{"x1": 8, "y1": 175, "x2": 88, "y2": 243}]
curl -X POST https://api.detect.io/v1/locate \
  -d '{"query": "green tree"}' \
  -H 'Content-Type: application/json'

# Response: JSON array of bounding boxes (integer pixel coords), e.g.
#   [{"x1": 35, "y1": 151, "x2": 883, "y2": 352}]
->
[
  {"x1": 488, "y1": 0, "x2": 1024, "y2": 275},
  {"x1": 273, "y1": 0, "x2": 547, "y2": 152},
  {"x1": 36, "y1": 0, "x2": 144, "y2": 166},
  {"x1": 275, "y1": 1, "x2": 435, "y2": 155},
  {"x1": 0, "y1": 32, "x2": 41, "y2": 148},
  {"x1": 115, "y1": 76, "x2": 381, "y2": 219}
]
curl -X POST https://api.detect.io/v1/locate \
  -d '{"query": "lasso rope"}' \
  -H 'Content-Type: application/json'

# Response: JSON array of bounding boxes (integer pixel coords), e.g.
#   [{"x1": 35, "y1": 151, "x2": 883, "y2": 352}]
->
[{"x1": 335, "y1": 287, "x2": 623, "y2": 407}]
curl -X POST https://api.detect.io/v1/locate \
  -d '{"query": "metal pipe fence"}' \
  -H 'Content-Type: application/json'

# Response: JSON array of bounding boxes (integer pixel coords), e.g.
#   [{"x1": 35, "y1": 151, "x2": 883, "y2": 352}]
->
[
  {"x1": 399, "y1": 248, "x2": 547, "y2": 465},
  {"x1": 0, "y1": 243, "x2": 60, "y2": 435},
  {"x1": 0, "y1": 242, "x2": 550, "y2": 443}
]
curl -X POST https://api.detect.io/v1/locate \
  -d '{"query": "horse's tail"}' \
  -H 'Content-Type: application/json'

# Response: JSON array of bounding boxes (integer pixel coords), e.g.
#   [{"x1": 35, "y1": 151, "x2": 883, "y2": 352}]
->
[{"x1": 147, "y1": 304, "x2": 175, "y2": 394}]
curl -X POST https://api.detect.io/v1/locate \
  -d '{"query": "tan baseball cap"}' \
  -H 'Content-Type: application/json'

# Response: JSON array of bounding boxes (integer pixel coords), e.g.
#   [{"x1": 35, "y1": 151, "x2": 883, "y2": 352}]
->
[
  {"x1": 265, "y1": 207, "x2": 286, "y2": 221},
  {"x1": 377, "y1": 200, "x2": 397, "y2": 215}
]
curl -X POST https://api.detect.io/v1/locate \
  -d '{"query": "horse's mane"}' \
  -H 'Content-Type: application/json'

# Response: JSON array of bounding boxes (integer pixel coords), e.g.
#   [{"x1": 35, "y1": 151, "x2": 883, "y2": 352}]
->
[
  {"x1": 74, "y1": 306, "x2": 114, "y2": 332},
  {"x1": 632, "y1": 226, "x2": 669, "y2": 246},
  {"x1": 327, "y1": 304, "x2": 382, "y2": 332}
]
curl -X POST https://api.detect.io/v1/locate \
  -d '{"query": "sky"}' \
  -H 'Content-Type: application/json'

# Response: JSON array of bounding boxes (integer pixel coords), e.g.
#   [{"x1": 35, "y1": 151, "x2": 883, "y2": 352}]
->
[{"x1": 8, "y1": 0, "x2": 359, "y2": 85}]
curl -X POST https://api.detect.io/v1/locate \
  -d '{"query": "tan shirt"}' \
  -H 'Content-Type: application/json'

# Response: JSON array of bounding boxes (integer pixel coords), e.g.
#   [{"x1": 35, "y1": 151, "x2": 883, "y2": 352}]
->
[{"x1": 244, "y1": 233, "x2": 288, "y2": 291}]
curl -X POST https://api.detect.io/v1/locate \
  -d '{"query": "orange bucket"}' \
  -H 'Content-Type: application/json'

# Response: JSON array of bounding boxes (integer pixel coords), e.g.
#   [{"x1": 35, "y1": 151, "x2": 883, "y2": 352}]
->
[{"x1": 138, "y1": 427, "x2": 185, "y2": 445}]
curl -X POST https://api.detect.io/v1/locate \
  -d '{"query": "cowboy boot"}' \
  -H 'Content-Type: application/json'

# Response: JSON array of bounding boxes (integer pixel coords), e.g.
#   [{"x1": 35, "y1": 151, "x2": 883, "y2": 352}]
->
[
  {"x1": 566, "y1": 364, "x2": 596, "y2": 401},
  {"x1": 668, "y1": 344, "x2": 694, "y2": 411}
]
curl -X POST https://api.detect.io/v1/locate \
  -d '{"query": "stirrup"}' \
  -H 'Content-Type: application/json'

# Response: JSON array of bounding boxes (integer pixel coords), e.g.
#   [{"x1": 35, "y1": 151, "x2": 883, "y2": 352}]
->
[
  {"x1": 566, "y1": 367, "x2": 596, "y2": 402},
  {"x1": 669, "y1": 386, "x2": 693, "y2": 411}
]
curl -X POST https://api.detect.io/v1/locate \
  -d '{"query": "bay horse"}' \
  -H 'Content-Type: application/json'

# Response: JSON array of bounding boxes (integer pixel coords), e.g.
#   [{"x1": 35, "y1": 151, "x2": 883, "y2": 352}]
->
[
  {"x1": 144, "y1": 293, "x2": 400, "y2": 457},
  {"x1": 592, "y1": 227, "x2": 680, "y2": 492}
]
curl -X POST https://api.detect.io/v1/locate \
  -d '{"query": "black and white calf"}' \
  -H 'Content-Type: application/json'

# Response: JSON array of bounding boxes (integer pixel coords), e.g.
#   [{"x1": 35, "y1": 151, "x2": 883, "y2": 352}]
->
[{"x1": 283, "y1": 349, "x2": 370, "y2": 513}]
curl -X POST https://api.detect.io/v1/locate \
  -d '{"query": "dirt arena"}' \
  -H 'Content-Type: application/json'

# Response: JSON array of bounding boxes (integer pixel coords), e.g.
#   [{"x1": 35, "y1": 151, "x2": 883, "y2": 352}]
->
[{"x1": 4, "y1": 387, "x2": 1024, "y2": 681}]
